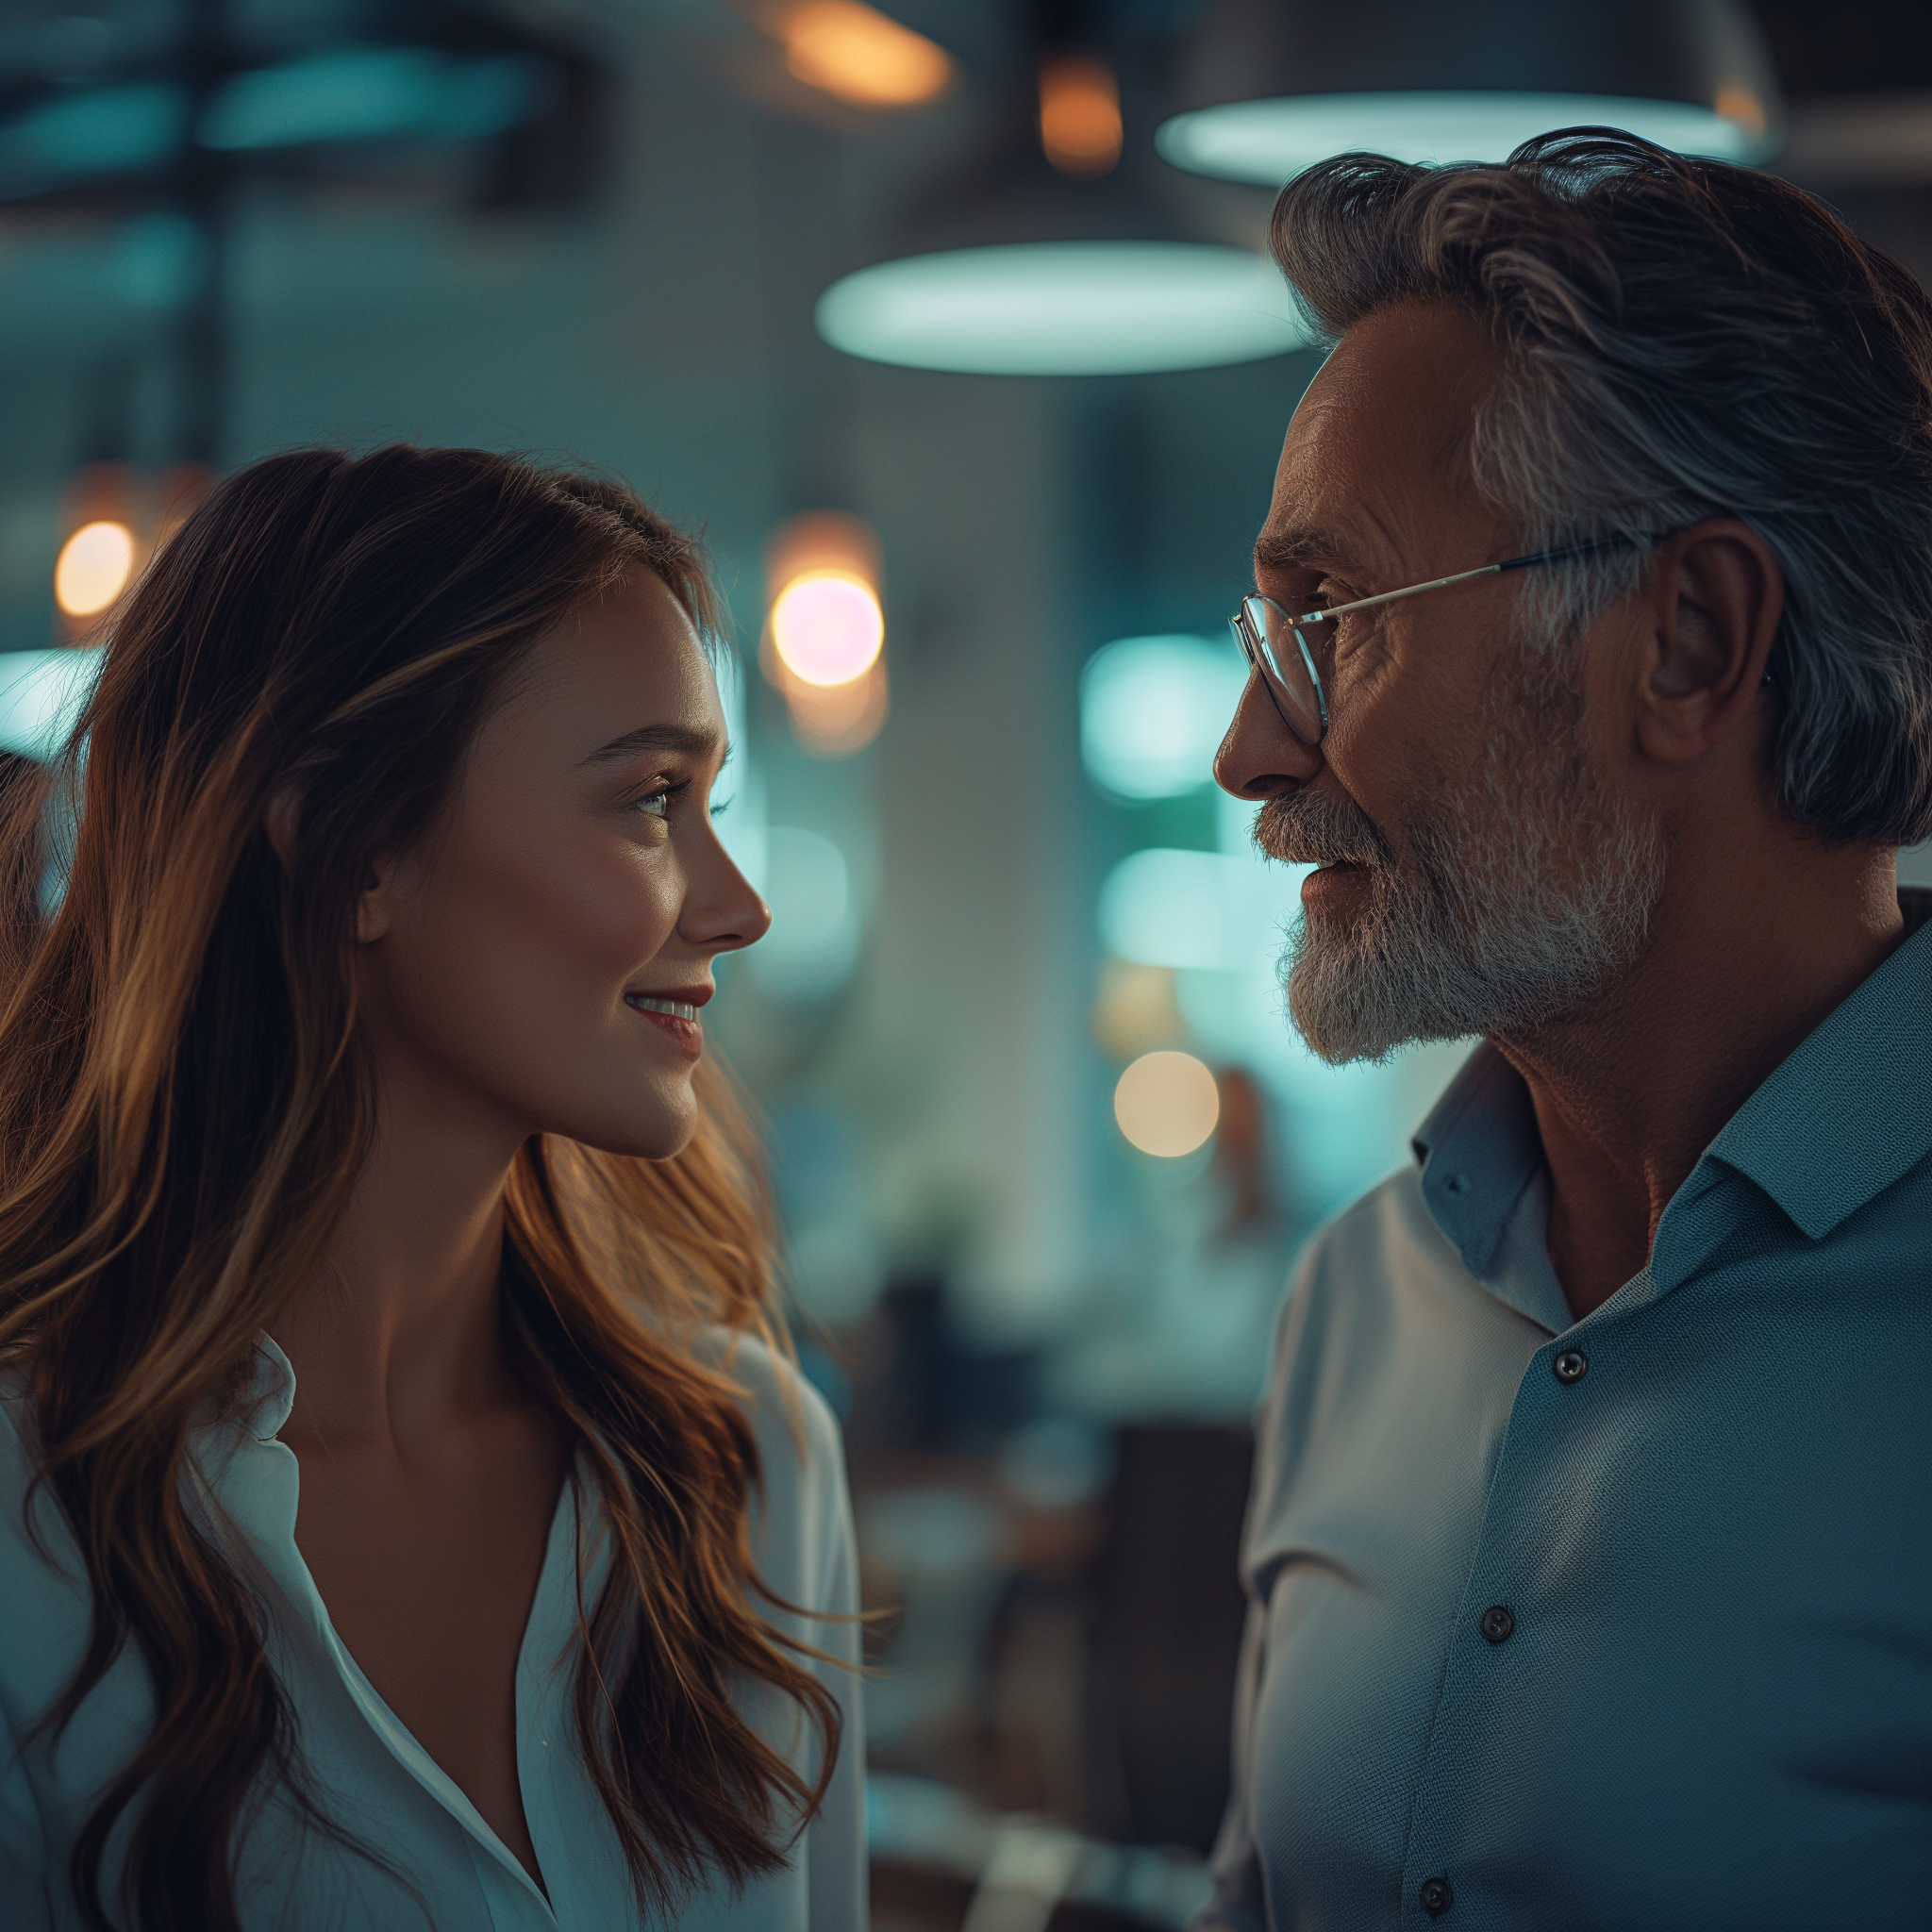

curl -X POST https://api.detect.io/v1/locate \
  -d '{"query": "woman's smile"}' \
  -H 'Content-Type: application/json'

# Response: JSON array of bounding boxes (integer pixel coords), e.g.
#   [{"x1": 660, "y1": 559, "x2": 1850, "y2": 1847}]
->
[{"x1": 624, "y1": 985, "x2": 709, "y2": 1056}]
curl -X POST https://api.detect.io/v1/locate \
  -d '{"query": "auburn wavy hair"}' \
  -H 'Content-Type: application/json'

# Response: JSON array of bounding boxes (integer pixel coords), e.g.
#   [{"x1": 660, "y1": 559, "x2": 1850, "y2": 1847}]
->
[{"x1": 0, "y1": 445, "x2": 838, "y2": 1931}]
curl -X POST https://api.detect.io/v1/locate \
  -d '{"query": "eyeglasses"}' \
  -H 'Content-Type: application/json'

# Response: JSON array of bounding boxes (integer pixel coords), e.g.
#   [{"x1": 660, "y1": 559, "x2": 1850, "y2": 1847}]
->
[{"x1": 1229, "y1": 539, "x2": 1646, "y2": 747}]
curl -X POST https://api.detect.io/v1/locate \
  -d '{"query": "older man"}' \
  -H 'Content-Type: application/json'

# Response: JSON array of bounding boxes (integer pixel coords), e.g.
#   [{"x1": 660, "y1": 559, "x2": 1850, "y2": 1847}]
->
[{"x1": 1203, "y1": 133, "x2": 1932, "y2": 1930}]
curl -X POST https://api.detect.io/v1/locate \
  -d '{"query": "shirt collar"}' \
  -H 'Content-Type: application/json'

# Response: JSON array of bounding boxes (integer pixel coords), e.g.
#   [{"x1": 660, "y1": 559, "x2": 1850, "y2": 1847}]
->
[
  {"x1": 238, "y1": 1334, "x2": 297, "y2": 1441},
  {"x1": 1413, "y1": 887, "x2": 1932, "y2": 1307},
  {"x1": 1694, "y1": 886, "x2": 1932, "y2": 1242},
  {"x1": 1411, "y1": 1042, "x2": 1569, "y2": 1328}
]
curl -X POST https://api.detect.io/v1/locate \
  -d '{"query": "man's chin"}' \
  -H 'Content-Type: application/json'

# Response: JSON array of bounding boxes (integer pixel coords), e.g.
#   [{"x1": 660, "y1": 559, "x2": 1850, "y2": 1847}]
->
[{"x1": 1280, "y1": 921, "x2": 1427, "y2": 1067}]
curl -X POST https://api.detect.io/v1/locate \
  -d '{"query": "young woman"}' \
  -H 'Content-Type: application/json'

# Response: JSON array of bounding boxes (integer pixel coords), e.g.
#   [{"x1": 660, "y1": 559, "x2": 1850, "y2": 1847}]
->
[{"x1": 0, "y1": 446, "x2": 864, "y2": 1932}]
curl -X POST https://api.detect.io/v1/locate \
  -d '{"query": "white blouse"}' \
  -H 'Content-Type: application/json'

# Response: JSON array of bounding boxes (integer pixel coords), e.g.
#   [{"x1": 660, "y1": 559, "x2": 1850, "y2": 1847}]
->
[{"x1": 0, "y1": 1332, "x2": 867, "y2": 1932}]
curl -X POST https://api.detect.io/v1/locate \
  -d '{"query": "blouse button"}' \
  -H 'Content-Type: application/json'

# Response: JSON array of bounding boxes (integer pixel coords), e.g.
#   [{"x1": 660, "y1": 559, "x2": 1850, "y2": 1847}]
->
[
  {"x1": 1420, "y1": 1875, "x2": 1454, "y2": 1916},
  {"x1": 1553, "y1": 1348, "x2": 1589, "y2": 1385}
]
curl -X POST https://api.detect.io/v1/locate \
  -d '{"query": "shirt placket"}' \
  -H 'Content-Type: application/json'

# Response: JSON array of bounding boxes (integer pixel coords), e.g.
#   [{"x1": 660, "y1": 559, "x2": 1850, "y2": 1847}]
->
[{"x1": 1394, "y1": 1283, "x2": 1643, "y2": 1926}]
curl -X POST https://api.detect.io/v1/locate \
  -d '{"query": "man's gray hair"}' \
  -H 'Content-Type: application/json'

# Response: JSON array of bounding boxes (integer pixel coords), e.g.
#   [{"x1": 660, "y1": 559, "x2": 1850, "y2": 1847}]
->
[{"x1": 1270, "y1": 130, "x2": 1932, "y2": 849}]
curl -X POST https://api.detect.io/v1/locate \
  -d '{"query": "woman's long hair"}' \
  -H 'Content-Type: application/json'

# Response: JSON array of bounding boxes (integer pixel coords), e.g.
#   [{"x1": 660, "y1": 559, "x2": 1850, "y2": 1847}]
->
[{"x1": 0, "y1": 445, "x2": 839, "y2": 1932}]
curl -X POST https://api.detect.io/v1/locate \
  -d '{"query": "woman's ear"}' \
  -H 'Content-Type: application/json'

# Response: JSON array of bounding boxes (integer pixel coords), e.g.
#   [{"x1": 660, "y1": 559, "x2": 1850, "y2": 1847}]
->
[
  {"x1": 265, "y1": 784, "x2": 391, "y2": 943},
  {"x1": 263, "y1": 784, "x2": 300, "y2": 872},
  {"x1": 355, "y1": 869, "x2": 392, "y2": 944}
]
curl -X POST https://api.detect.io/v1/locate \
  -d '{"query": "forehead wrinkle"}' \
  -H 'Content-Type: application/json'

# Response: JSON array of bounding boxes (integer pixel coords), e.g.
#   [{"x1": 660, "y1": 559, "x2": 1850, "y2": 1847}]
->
[{"x1": 1255, "y1": 493, "x2": 1408, "y2": 585}]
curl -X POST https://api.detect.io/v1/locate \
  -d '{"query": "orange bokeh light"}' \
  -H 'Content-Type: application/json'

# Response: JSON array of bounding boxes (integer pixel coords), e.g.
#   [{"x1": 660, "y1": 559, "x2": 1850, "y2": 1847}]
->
[
  {"x1": 54, "y1": 521, "x2": 136, "y2": 619},
  {"x1": 1039, "y1": 55, "x2": 1122, "y2": 176},
  {"x1": 769, "y1": 1, "x2": 953, "y2": 108}
]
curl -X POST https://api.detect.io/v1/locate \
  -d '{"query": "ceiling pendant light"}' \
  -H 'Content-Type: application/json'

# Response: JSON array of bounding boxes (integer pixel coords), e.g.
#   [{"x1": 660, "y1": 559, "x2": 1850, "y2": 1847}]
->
[
  {"x1": 1155, "y1": 0, "x2": 1783, "y2": 188},
  {"x1": 815, "y1": 34, "x2": 1307, "y2": 376}
]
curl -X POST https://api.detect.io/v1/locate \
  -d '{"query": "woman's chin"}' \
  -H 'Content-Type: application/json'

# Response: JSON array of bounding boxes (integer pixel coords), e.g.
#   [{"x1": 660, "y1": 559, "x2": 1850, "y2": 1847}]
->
[{"x1": 538, "y1": 1084, "x2": 700, "y2": 1163}]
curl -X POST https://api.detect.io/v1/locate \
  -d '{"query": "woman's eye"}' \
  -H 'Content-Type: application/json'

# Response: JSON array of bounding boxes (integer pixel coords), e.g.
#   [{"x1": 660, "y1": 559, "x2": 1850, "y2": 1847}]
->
[{"x1": 631, "y1": 788, "x2": 673, "y2": 820}]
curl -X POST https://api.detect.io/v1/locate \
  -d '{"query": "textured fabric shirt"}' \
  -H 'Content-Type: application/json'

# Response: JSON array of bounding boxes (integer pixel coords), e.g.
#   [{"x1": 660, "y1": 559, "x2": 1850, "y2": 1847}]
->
[
  {"x1": 0, "y1": 1331, "x2": 867, "y2": 1932},
  {"x1": 1201, "y1": 889, "x2": 1932, "y2": 1932}
]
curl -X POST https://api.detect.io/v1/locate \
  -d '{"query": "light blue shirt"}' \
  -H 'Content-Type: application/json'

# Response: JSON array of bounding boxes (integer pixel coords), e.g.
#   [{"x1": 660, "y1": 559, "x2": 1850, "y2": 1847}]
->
[
  {"x1": 1203, "y1": 890, "x2": 1932, "y2": 1931},
  {"x1": 0, "y1": 1331, "x2": 867, "y2": 1932}
]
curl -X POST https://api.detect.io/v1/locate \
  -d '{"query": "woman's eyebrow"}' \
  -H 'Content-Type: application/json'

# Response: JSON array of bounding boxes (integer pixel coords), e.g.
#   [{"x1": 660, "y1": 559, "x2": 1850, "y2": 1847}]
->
[{"x1": 580, "y1": 722, "x2": 724, "y2": 768}]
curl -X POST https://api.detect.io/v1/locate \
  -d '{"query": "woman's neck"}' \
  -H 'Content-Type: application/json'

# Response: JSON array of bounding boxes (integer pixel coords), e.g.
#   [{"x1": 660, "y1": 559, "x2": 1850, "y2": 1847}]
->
[{"x1": 275, "y1": 1051, "x2": 531, "y2": 1450}]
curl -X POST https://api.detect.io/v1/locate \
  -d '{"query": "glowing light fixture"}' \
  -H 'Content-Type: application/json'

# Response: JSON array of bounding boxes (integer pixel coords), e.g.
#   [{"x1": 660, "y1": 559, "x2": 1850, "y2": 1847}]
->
[
  {"x1": 55, "y1": 521, "x2": 136, "y2": 619},
  {"x1": 764, "y1": 512, "x2": 889, "y2": 756},
  {"x1": 764, "y1": 1, "x2": 954, "y2": 108},
  {"x1": 1158, "y1": 0, "x2": 1782, "y2": 186},
  {"x1": 1114, "y1": 1049, "x2": 1220, "y2": 1158},
  {"x1": 1040, "y1": 55, "x2": 1122, "y2": 176},
  {"x1": 771, "y1": 575, "x2": 884, "y2": 688},
  {"x1": 818, "y1": 242, "x2": 1306, "y2": 375},
  {"x1": 1158, "y1": 90, "x2": 1772, "y2": 184}
]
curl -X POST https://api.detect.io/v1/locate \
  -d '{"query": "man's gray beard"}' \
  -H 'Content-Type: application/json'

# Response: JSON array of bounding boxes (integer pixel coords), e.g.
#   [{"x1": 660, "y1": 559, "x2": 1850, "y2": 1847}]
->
[{"x1": 1261, "y1": 648, "x2": 1669, "y2": 1066}]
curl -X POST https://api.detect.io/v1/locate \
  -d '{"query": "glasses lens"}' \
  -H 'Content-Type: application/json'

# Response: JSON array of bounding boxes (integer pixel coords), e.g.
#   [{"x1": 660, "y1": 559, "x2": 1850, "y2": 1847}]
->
[{"x1": 1240, "y1": 596, "x2": 1325, "y2": 744}]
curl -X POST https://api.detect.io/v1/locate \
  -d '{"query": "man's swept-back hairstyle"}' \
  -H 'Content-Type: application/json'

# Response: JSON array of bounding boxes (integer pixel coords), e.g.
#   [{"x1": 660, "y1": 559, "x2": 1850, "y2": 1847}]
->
[
  {"x1": 1270, "y1": 129, "x2": 1932, "y2": 849},
  {"x1": 0, "y1": 445, "x2": 837, "y2": 1931}
]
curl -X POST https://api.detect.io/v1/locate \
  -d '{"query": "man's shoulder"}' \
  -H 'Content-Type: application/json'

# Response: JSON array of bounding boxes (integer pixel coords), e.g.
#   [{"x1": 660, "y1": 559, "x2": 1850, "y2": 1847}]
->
[
  {"x1": 1289, "y1": 1163, "x2": 1462, "y2": 1312},
  {"x1": 1255, "y1": 1164, "x2": 1480, "y2": 1433}
]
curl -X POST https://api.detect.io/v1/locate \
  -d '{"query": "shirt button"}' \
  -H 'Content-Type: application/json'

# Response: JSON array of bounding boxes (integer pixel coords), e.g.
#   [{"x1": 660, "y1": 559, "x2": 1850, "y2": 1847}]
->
[
  {"x1": 1553, "y1": 1348, "x2": 1589, "y2": 1384},
  {"x1": 1480, "y1": 1605, "x2": 1515, "y2": 1644},
  {"x1": 1420, "y1": 1876, "x2": 1454, "y2": 1916}
]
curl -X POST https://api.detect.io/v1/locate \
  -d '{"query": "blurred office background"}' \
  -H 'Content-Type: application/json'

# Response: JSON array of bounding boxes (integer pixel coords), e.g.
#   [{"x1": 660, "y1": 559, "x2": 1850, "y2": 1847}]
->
[{"x1": 5, "y1": 2, "x2": 1932, "y2": 1925}]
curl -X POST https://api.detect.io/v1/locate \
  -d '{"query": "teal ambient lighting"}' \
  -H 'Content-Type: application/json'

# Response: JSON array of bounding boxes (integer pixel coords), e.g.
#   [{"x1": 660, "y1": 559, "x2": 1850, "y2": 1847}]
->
[
  {"x1": 816, "y1": 242, "x2": 1307, "y2": 376},
  {"x1": 0, "y1": 85, "x2": 183, "y2": 192},
  {"x1": 1099, "y1": 846, "x2": 1304, "y2": 973},
  {"x1": 201, "y1": 48, "x2": 537, "y2": 152},
  {"x1": 0, "y1": 649, "x2": 101, "y2": 760},
  {"x1": 1081, "y1": 635, "x2": 1245, "y2": 801},
  {"x1": 1157, "y1": 92, "x2": 1774, "y2": 186}
]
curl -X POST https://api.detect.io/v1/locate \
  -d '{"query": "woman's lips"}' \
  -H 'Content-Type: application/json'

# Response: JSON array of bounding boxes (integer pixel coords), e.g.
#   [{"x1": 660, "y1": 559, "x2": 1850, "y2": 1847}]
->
[{"x1": 624, "y1": 993, "x2": 703, "y2": 1056}]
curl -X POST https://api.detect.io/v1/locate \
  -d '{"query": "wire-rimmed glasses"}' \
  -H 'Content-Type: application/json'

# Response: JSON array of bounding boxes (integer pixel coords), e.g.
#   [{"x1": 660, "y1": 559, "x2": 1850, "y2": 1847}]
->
[{"x1": 1229, "y1": 539, "x2": 1646, "y2": 747}]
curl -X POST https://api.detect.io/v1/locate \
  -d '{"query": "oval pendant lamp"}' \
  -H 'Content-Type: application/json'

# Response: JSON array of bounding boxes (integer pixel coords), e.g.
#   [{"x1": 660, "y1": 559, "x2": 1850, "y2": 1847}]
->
[
  {"x1": 1156, "y1": 0, "x2": 1784, "y2": 188},
  {"x1": 815, "y1": 42, "x2": 1309, "y2": 376}
]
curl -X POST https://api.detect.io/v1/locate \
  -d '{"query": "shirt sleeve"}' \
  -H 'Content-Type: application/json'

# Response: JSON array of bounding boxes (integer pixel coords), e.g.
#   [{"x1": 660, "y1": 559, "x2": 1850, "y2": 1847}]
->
[
  {"x1": 1191, "y1": 1251, "x2": 1323, "y2": 1932},
  {"x1": 804, "y1": 1446, "x2": 867, "y2": 1932},
  {"x1": 0, "y1": 1708, "x2": 53, "y2": 1932},
  {"x1": 0, "y1": 1397, "x2": 58, "y2": 1932},
  {"x1": 725, "y1": 1334, "x2": 871, "y2": 1932},
  {"x1": 1192, "y1": 1574, "x2": 1269, "y2": 1932}
]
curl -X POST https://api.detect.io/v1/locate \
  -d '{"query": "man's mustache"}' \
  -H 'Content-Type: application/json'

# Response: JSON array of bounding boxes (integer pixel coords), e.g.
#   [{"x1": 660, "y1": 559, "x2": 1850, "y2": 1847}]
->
[{"x1": 1254, "y1": 790, "x2": 1392, "y2": 869}]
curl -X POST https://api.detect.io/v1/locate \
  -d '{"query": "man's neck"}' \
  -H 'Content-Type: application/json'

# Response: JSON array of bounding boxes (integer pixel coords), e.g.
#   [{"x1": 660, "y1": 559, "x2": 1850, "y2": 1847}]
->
[{"x1": 1491, "y1": 842, "x2": 1906, "y2": 1322}]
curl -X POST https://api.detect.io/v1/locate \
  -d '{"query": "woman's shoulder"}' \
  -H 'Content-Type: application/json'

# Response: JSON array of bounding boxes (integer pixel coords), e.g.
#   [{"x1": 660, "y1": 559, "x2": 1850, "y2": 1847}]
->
[
  {"x1": 0, "y1": 1375, "x2": 99, "y2": 1707},
  {"x1": 702, "y1": 1327, "x2": 843, "y2": 1485},
  {"x1": 695, "y1": 1326, "x2": 853, "y2": 1601}
]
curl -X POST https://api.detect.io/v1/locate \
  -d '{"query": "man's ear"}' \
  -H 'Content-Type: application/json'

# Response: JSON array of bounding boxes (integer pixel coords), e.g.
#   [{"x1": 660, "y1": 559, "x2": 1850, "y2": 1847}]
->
[
  {"x1": 264, "y1": 784, "x2": 391, "y2": 943},
  {"x1": 1633, "y1": 517, "x2": 1783, "y2": 767}
]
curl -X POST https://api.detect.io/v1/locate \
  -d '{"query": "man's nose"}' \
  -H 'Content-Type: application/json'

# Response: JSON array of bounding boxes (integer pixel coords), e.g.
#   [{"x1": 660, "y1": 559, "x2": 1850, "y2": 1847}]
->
[{"x1": 1214, "y1": 665, "x2": 1324, "y2": 799}]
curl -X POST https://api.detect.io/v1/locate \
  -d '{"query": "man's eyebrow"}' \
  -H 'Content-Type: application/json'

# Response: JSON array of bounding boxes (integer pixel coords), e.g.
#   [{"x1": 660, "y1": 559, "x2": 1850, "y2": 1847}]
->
[
  {"x1": 580, "y1": 722, "x2": 725, "y2": 767},
  {"x1": 1253, "y1": 525, "x2": 1362, "y2": 576}
]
